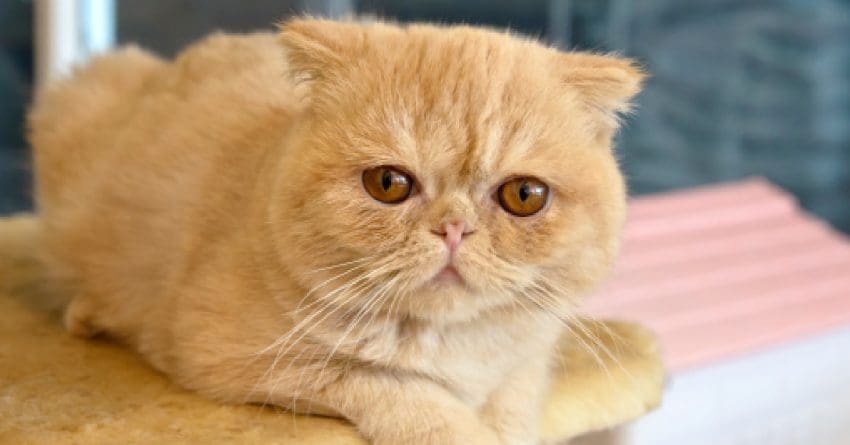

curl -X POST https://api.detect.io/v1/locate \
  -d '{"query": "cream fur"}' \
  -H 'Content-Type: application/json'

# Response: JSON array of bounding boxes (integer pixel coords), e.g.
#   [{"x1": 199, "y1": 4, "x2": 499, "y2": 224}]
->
[
  {"x1": 29, "y1": 18, "x2": 644, "y2": 445},
  {"x1": 0, "y1": 214, "x2": 663, "y2": 445}
]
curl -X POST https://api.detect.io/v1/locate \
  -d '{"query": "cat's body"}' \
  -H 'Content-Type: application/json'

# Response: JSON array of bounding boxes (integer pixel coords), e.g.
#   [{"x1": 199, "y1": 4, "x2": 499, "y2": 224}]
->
[{"x1": 29, "y1": 19, "x2": 642, "y2": 445}]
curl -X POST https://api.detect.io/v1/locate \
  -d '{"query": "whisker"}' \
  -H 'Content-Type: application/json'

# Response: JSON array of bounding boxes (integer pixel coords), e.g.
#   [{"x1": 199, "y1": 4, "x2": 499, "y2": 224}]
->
[
  {"x1": 525, "y1": 286, "x2": 613, "y2": 381},
  {"x1": 307, "y1": 255, "x2": 375, "y2": 274},
  {"x1": 527, "y1": 280, "x2": 641, "y2": 407},
  {"x1": 533, "y1": 280, "x2": 632, "y2": 374},
  {"x1": 302, "y1": 274, "x2": 400, "y2": 413},
  {"x1": 250, "y1": 253, "x2": 406, "y2": 409},
  {"x1": 247, "y1": 265, "x2": 384, "y2": 405}
]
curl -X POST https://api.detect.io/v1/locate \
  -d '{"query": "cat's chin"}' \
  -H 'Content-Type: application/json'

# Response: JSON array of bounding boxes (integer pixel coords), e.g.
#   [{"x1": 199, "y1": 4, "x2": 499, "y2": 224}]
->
[
  {"x1": 400, "y1": 291, "x2": 513, "y2": 324},
  {"x1": 399, "y1": 278, "x2": 514, "y2": 323},
  {"x1": 430, "y1": 265, "x2": 465, "y2": 285},
  {"x1": 418, "y1": 275, "x2": 472, "y2": 300}
]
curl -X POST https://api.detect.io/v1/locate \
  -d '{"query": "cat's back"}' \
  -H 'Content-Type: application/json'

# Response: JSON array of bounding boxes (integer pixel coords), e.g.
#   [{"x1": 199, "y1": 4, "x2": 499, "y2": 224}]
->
[
  {"x1": 29, "y1": 33, "x2": 297, "y2": 319},
  {"x1": 30, "y1": 32, "x2": 294, "y2": 213}
]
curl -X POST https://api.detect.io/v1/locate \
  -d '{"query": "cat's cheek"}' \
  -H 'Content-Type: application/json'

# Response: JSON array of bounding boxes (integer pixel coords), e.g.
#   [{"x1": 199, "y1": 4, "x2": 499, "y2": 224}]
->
[{"x1": 489, "y1": 211, "x2": 560, "y2": 263}]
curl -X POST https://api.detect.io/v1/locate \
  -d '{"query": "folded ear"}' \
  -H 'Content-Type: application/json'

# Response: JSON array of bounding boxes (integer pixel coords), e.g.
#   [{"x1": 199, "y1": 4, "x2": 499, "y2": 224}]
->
[
  {"x1": 558, "y1": 53, "x2": 646, "y2": 137},
  {"x1": 278, "y1": 18, "x2": 366, "y2": 84}
]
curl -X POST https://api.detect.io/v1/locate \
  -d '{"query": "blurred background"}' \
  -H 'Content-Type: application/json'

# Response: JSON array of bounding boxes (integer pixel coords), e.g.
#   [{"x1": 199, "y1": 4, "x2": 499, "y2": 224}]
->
[
  {"x1": 1, "y1": 0, "x2": 848, "y2": 232},
  {"x1": 1, "y1": 2, "x2": 849, "y2": 444}
]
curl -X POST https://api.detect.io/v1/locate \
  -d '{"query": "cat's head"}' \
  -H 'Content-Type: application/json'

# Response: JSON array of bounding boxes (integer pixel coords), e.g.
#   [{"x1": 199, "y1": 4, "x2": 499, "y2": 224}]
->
[{"x1": 268, "y1": 18, "x2": 644, "y2": 323}]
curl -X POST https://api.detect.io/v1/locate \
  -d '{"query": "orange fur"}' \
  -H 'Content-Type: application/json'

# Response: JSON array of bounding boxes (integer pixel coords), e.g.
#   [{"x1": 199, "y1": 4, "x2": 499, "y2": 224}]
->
[{"x1": 29, "y1": 18, "x2": 643, "y2": 445}]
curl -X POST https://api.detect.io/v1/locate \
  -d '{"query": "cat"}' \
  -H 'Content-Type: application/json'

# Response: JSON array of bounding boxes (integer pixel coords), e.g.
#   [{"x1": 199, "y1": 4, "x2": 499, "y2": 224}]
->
[{"x1": 28, "y1": 17, "x2": 643, "y2": 445}]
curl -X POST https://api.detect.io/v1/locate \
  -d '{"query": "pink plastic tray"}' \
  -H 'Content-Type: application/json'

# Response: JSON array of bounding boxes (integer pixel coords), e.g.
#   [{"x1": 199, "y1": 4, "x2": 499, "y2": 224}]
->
[{"x1": 583, "y1": 178, "x2": 850, "y2": 372}]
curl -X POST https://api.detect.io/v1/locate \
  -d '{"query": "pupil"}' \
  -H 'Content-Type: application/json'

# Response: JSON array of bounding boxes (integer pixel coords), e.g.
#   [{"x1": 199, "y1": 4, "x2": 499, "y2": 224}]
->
[
  {"x1": 382, "y1": 171, "x2": 392, "y2": 191},
  {"x1": 518, "y1": 183, "x2": 530, "y2": 202}
]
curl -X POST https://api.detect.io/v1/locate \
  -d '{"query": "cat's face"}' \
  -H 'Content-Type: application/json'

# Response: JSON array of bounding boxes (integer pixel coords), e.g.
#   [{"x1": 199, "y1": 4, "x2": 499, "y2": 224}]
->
[{"x1": 270, "y1": 19, "x2": 643, "y2": 322}]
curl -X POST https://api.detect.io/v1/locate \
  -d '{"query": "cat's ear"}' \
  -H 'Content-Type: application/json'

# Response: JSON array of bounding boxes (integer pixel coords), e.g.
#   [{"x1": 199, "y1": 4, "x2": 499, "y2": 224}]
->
[
  {"x1": 557, "y1": 53, "x2": 646, "y2": 137},
  {"x1": 278, "y1": 18, "x2": 365, "y2": 84}
]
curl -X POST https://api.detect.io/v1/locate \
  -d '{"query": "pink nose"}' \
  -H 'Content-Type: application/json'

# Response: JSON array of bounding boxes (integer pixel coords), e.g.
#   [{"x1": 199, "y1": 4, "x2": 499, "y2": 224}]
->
[{"x1": 432, "y1": 221, "x2": 472, "y2": 255}]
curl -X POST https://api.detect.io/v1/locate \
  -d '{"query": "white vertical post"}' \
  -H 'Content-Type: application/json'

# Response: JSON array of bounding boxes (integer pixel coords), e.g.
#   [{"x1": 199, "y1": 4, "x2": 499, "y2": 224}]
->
[
  {"x1": 80, "y1": 0, "x2": 116, "y2": 56},
  {"x1": 34, "y1": 0, "x2": 115, "y2": 87},
  {"x1": 35, "y1": 0, "x2": 78, "y2": 86}
]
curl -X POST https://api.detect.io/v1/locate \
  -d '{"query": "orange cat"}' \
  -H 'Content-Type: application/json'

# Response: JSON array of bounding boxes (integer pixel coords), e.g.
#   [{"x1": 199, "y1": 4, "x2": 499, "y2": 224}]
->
[{"x1": 29, "y1": 18, "x2": 643, "y2": 445}]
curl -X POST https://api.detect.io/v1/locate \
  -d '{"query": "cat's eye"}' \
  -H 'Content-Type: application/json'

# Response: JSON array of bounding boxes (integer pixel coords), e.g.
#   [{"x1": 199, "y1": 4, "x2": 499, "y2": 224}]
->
[
  {"x1": 362, "y1": 166, "x2": 413, "y2": 204},
  {"x1": 497, "y1": 177, "x2": 549, "y2": 217}
]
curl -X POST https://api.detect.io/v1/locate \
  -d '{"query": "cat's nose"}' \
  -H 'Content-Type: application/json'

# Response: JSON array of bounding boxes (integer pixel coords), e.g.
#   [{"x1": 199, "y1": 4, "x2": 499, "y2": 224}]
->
[{"x1": 431, "y1": 221, "x2": 473, "y2": 255}]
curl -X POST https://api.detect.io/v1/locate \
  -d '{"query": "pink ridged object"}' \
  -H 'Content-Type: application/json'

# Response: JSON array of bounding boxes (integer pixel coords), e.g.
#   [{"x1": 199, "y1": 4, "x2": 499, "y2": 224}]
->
[{"x1": 583, "y1": 177, "x2": 850, "y2": 372}]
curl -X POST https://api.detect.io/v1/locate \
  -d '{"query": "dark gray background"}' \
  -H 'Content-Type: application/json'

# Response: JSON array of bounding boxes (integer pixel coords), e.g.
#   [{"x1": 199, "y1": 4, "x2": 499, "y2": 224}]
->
[{"x1": 1, "y1": 0, "x2": 848, "y2": 232}]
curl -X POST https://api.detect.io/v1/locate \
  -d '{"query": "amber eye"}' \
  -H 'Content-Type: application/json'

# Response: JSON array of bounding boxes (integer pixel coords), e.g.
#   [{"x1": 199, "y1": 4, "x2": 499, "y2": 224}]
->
[
  {"x1": 362, "y1": 166, "x2": 413, "y2": 204},
  {"x1": 497, "y1": 177, "x2": 549, "y2": 217}
]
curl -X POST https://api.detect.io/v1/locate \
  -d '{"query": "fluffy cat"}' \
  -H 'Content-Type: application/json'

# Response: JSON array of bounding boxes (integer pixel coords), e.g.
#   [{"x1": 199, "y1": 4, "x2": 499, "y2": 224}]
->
[{"x1": 29, "y1": 18, "x2": 643, "y2": 445}]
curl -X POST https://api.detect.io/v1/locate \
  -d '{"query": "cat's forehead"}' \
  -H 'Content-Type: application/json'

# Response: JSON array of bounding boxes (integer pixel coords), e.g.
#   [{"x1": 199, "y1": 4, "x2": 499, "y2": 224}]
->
[
  {"x1": 306, "y1": 25, "x2": 611, "y2": 193},
  {"x1": 290, "y1": 19, "x2": 642, "y2": 189},
  {"x1": 345, "y1": 58, "x2": 585, "y2": 191}
]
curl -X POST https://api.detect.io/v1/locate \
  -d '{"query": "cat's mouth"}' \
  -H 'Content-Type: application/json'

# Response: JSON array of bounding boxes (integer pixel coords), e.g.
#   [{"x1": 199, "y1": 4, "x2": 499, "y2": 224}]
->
[{"x1": 431, "y1": 264, "x2": 464, "y2": 285}]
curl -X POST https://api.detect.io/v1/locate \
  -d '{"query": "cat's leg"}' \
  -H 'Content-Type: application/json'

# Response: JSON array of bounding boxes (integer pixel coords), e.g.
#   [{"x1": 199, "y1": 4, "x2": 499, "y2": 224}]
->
[
  {"x1": 480, "y1": 356, "x2": 551, "y2": 445},
  {"x1": 312, "y1": 367, "x2": 501, "y2": 445}
]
